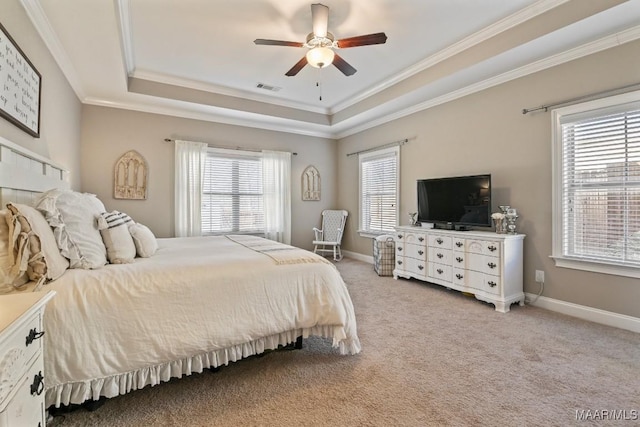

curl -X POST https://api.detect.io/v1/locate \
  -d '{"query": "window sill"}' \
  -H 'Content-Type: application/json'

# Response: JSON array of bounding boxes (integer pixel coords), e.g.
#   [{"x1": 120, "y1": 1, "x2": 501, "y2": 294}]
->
[{"x1": 551, "y1": 255, "x2": 640, "y2": 279}]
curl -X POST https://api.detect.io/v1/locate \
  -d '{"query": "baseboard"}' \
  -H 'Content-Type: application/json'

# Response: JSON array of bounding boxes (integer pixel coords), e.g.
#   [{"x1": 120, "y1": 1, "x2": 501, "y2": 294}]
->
[
  {"x1": 339, "y1": 253, "x2": 639, "y2": 333},
  {"x1": 343, "y1": 250, "x2": 373, "y2": 264},
  {"x1": 525, "y1": 293, "x2": 640, "y2": 334}
]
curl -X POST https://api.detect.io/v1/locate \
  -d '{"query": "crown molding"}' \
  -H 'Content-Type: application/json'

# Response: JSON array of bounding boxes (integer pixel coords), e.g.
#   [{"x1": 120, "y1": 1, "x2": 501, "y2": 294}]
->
[
  {"x1": 114, "y1": 0, "x2": 135, "y2": 75},
  {"x1": 21, "y1": 0, "x2": 639, "y2": 142},
  {"x1": 334, "y1": 24, "x2": 640, "y2": 139},
  {"x1": 83, "y1": 97, "x2": 334, "y2": 139},
  {"x1": 19, "y1": 0, "x2": 86, "y2": 100},
  {"x1": 329, "y1": 0, "x2": 570, "y2": 114},
  {"x1": 131, "y1": 69, "x2": 330, "y2": 115}
]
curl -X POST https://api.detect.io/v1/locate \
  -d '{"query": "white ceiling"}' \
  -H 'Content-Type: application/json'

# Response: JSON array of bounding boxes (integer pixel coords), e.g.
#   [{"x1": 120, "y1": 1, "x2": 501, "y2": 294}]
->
[{"x1": 21, "y1": 0, "x2": 640, "y2": 138}]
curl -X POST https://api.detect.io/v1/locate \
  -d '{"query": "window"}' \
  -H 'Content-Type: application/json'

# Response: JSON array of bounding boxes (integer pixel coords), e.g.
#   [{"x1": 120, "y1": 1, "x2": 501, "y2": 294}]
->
[
  {"x1": 202, "y1": 148, "x2": 264, "y2": 234},
  {"x1": 358, "y1": 146, "x2": 399, "y2": 236},
  {"x1": 552, "y1": 91, "x2": 640, "y2": 278}
]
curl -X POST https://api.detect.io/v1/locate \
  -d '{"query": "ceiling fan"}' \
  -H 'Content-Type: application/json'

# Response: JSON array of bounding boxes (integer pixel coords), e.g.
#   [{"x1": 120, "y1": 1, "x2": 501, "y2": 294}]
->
[{"x1": 254, "y1": 3, "x2": 387, "y2": 77}]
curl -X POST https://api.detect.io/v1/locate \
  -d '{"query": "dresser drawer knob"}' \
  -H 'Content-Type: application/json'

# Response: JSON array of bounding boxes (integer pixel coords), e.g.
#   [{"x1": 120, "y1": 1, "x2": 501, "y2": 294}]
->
[
  {"x1": 418, "y1": 250, "x2": 424, "y2": 255},
  {"x1": 397, "y1": 260, "x2": 403, "y2": 265},
  {"x1": 30, "y1": 371, "x2": 44, "y2": 396},
  {"x1": 397, "y1": 234, "x2": 403, "y2": 239},
  {"x1": 488, "y1": 262, "x2": 496, "y2": 269},
  {"x1": 488, "y1": 245, "x2": 497, "y2": 252},
  {"x1": 456, "y1": 257, "x2": 463, "y2": 263},
  {"x1": 418, "y1": 265, "x2": 424, "y2": 270},
  {"x1": 437, "y1": 268, "x2": 443, "y2": 274},
  {"x1": 436, "y1": 238, "x2": 443, "y2": 244},
  {"x1": 397, "y1": 246, "x2": 403, "y2": 252},
  {"x1": 488, "y1": 281, "x2": 497, "y2": 287},
  {"x1": 456, "y1": 273, "x2": 463, "y2": 280},
  {"x1": 455, "y1": 241, "x2": 463, "y2": 247},
  {"x1": 418, "y1": 237, "x2": 424, "y2": 242},
  {"x1": 437, "y1": 253, "x2": 443, "y2": 259},
  {"x1": 25, "y1": 328, "x2": 45, "y2": 347}
]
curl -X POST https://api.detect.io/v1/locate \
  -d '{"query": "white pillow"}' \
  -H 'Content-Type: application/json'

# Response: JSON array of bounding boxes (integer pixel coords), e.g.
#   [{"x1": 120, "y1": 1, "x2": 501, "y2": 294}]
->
[
  {"x1": 97, "y1": 211, "x2": 136, "y2": 264},
  {"x1": 7, "y1": 203, "x2": 69, "y2": 281},
  {"x1": 34, "y1": 189, "x2": 107, "y2": 269},
  {"x1": 128, "y1": 223, "x2": 158, "y2": 258}
]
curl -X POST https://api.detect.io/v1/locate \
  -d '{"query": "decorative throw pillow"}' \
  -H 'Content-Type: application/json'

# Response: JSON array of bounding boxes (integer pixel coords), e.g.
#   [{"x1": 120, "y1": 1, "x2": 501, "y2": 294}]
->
[
  {"x1": 34, "y1": 189, "x2": 107, "y2": 269},
  {"x1": 5, "y1": 204, "x2": 46, "y2": 288},
  {"x1": 6, "y1": 203, "x2": 69, "y2": 281},
  {"x1": 128, "y1": 223, "x2": 158, "y2": 258},
  {"x1": 0, "y1": 209, "x2": 25, "y2": 293},
  {"x1": 97, "y1": 211, "x2": 136, "y2": 264}
]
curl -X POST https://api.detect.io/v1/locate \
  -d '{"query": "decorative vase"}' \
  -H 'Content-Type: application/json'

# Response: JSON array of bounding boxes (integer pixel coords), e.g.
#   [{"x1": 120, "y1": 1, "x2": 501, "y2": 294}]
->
[
  {"x1": 493, "y1": 217, "x2": 504, "y2": 234},
  {"x1": 499, "y1": 206, "x2": 510, "y2": 233},
  {"x1": 506, "y1": 214, "x2": 518, "y2": 234}
]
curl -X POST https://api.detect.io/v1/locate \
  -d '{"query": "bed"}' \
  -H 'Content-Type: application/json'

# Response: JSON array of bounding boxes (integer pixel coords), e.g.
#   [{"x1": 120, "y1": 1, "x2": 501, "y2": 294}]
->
[{"x1": 0, "y1": 137, "x2": 360, "y2": 409}]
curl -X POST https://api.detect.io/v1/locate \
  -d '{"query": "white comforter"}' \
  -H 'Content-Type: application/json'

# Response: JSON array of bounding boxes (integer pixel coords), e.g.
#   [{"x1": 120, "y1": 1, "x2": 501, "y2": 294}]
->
[{"x1": 43, "y1": 235, "x2": 360, "y2": 407}]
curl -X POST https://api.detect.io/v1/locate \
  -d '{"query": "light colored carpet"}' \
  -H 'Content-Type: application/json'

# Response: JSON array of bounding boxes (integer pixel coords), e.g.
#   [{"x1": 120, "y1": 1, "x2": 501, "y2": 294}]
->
[{"x1": 51, "y1": 258, "x2": 639, "y2": 426}]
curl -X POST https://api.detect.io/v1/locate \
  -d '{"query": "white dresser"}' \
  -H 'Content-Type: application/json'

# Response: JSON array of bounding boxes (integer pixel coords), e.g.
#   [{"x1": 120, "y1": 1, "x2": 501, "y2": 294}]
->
[
  {"x1": 0, "y1": 291, "x2": 55, "y2": 427},
  {"x1": 393, "y1": 226, "x2": 524, "y2": 312}
]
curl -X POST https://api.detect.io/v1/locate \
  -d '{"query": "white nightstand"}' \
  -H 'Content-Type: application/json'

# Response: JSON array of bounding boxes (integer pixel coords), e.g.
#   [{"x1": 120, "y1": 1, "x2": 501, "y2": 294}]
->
[{"x1": 0, "y1": 291, "x2": 55, "y2": 427}]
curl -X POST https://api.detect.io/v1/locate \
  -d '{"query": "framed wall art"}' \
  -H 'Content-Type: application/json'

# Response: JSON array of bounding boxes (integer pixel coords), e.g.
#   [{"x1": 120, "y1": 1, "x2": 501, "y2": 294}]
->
[
  {"x1": 302, "y1": 165, "x2": 320, "y2": 201},
  {"x1": 114, "y1": 150, "x2": 148, "y2": 200},
  {"x1": 0, "y1": 22, "x2": 41, "y2": 138}
]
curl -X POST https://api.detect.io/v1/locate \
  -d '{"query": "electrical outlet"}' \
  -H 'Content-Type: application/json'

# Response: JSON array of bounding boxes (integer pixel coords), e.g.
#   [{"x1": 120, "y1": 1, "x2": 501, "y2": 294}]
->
[{"x1": 535, "y1": 270, "x2": 545, "y2": 283}]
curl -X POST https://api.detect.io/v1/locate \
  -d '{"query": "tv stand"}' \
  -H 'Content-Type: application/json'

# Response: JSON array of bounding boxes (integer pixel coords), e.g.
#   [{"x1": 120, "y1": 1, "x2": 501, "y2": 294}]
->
[{"x1": 393, "y1": 226, "x2": 525, "y2": 313}]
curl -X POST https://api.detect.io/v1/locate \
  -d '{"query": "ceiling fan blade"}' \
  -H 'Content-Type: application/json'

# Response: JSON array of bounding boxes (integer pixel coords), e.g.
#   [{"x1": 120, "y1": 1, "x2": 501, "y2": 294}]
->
[
  {"x1": 332, "y1": 53, "x2": 356, "y2": 76},
  {"x1": 254, "y1": 39, "x2": 304, "y2": 47},
  {"x1": 311, "y1": 3, "x2": 329, "y2": 38},
  {"x1": 285, "y1": 56, "x2": 308, "y2": 76},
  {"x1": 337, "y1": 32, "x2": 388, "y2": 48}
]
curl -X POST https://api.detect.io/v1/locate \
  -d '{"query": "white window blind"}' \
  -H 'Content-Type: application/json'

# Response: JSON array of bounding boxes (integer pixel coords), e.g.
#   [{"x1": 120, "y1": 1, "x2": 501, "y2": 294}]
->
[
  {"x1": 557, "y1": 100, "x2": 640, "y2": 270},
  {"x1": 202, "y1": 149, "x2": 264, "y2": 234},
  {"x1": 359, "y1": 146, "x2": 399, "y2": 234}
]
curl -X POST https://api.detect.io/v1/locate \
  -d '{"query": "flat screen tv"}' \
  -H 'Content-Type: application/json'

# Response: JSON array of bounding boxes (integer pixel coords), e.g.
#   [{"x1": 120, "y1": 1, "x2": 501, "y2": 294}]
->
[{"x1": 417, "y1": 174, "x2": 491, "y2": 230}]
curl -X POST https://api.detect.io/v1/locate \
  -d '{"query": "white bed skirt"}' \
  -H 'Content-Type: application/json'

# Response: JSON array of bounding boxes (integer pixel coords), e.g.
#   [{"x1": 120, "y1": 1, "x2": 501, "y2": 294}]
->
[{"x1": 47, "y1": 325, "x2": 361, "y2": 407}]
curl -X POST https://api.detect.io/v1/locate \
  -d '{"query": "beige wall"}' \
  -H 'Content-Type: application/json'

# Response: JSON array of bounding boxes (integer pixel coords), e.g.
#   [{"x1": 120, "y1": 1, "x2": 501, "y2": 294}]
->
[
  {"x1": 0, "y1": 0, "x2": 82, "y2": 189},
  {"x1": 337, "y1": 40, "x2": 640, "y2": 318},
  {"x1": 80, "y1": 106, "x2": 337, "y2": 248}
]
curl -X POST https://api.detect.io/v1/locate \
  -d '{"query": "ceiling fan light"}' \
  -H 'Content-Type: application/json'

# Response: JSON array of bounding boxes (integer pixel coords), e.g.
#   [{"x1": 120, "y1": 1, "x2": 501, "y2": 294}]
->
[{"x1": 306, "y1": 47, "x2": 335, "y2": 68}]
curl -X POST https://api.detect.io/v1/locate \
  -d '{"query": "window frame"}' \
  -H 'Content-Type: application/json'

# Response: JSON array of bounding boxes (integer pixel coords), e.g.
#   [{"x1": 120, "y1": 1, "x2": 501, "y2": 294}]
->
[
  {"x1": 357, "y1": 145, "x2": 400, "y2": 238},
  {"x1": 551, "y1": 90, "x2": 640, "y2": 278},
  {"x1": 201, "y1": 147, "x2": 264, "y2": 236}
]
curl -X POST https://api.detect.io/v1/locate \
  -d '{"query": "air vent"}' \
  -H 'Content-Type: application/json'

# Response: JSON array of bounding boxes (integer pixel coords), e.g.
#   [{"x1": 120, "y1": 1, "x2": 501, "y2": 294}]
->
[{"x1": 256, "y1": 83, "x2": 281, "y2": 92}]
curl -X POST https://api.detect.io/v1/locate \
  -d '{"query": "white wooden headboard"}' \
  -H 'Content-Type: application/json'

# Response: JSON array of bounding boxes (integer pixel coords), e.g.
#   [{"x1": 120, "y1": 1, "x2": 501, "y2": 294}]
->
[{"x1": 0, "y1": 136, "x2": 70, "y2": 206}]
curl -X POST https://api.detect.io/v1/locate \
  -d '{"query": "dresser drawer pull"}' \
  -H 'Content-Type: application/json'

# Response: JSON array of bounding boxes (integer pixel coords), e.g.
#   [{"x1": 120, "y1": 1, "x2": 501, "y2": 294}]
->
[
  {"x1": 397, "y1": 246, "x2": 403, "y2": 252},
  {"x1": 418, "y1": 236, "x2": 424, "y2": 242},
  {"x1": 488, "y1": 281, "x2": 497, "y2": 287},
  {"x1": 418, "y1": 250, "x2": 424, "y2": 255},
  {"x1": 436, "y1": 268, "x2": 443, "y2": 274},
  {"x1": 397, "y1": 260, "x2": 403, "y2": 265},
  {"x1": 437, "y1": 253, "x2": 443, "y2": 259},
  {"x1": 488, "y1": 245, "x2": 497, "y2": 252},
  {"x1": 456, "y1": 273, "x2": 463, "y2": 280},
  {"x1": 488, "y1": 262, "x2": 497, "y2": 269},
  {"x1": 26, "y1": 328, "x2": 45, "y2": 347},
  {"x1": 436, "y1": 238, "x2": 443, "y2": 244},
  {"x1": 456, "y1": 257, "x2": 463, "y2": 263},
  {"x1": 418, "y1": 265, "x2": 424, "y2": 270},
  {"x1": 397, "y1": 234, "x2": 403, "y2": 239},
  {"x1": 30, "y1": 371, "x2": 44, "y2": 396},
  {"x1": 455, "y1": 241, "x2": 463, "y2": 247}
]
